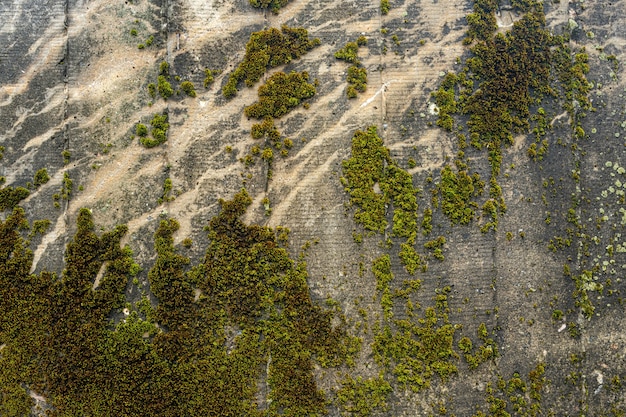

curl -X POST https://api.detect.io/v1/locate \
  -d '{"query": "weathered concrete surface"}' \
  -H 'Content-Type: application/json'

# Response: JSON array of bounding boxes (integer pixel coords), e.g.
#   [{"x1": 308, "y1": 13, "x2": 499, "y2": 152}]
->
[{"x1": 1, "y1": 0, "x2": 626, "y2": 414}]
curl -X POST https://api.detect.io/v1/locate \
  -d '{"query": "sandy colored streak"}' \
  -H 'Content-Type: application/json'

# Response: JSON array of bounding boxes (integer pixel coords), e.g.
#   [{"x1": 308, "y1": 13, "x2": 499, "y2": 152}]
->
[{"x1": 267, "y1": 149, "x2": 340, "y2": 226}]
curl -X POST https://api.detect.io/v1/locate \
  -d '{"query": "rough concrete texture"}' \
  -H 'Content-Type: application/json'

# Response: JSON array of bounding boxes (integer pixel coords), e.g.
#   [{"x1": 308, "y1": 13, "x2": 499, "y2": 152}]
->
[{"x1": 1, "y1": 0, "x2": 626, "y2": 414}]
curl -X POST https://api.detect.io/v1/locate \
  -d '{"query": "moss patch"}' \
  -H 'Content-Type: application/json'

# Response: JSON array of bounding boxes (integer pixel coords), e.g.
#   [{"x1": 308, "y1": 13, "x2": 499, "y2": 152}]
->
[{"x1": 223, "y1": 26, "x2": 320, "y2": 98}]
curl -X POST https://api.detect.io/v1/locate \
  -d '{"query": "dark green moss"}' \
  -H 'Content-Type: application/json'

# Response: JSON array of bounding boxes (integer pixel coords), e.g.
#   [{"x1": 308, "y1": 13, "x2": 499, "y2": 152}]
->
[
  {"x1": 33, "y1": 168, "x2": 50, "y2": 187},
  {"x1": 249, "y1": 0, "x2": 290, "y2": 14},
  {"x1": 180, "y1": 81, "x2": 196, "y2": 97},
  {"x1": 336, "y1": 40, "x2": 368, "y2": 98},
  {"x1": 434, "y1": 7, "x2": 590, "y2": 234},
  {"x1": 244, "y1": 71, "x2": 315, "y2": 119},
  {"x1": 157, "y1": 75, "x2": 173, "y2": 99},
  {"x1": 0, "y1": 186, "x2": 29, "y2": 211},
  {"x1": 380, "y1": 0, "x2": 390, "y2": 15},
  {"x1": 0, "y1": 190, "x2": 355, "y2": 416},
  {"x1": 140, "y1": 113, "x2": 169, "y2": 148},
  {"x1": 464, "y1": 0, "x2": 498, "y2": 44},
  {"x1": 223, "y1": 26, "x2": 320, "y2": 98},
  {"x1": 136, "y1": 123, "x2": 148, "y2": 137}
]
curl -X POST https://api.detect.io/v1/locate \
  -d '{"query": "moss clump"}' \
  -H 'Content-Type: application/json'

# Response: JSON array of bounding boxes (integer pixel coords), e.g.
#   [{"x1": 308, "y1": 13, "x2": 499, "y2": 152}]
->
[
  {"x1": 158, "y1": 178, "x2": 174, "y2": 204},
  {"x1": 251, "y1": 117, "x2": 280, "y2": 141},
  {"x1": 335, "y1": 40, "x2": 368, "y2": 98},
  {"x1": 33, "y1": 168, "x2": 50, "y2": 187},
  {"x1": 424, "y1": 236, "x2": 446, "y2": 261},
  {"x1": 180, "y1": 81, "x2": 196, "y2": 97},
  {"x1": 336, "y1": 374, "x2": 392, "y2": 417},
  {"x1": 421, "y1": 208, "x2": 433, "y2": 235},
  {"x1": 373, "y1": 255, "x2": 394, "y2": 320},
  {"x1": 249, "y1": 0, "x2": 290, "y2": 14},
  {"x1": 462, "y1": 323, "x2": 498, "y2": 369},
  {"x1": 61, "y1": 172, "x2": 73, "y2": 200},
  {"x1": 157, "y1": 75, "x2": 173, "y2": 99},
  {"x1": 62, "y1": 149, "x2": 71, "y2": 165},
  {"x1": 223, "y1": 26, "x2": 320, "y2": 98},
  {"x1": 341, "y1": 127, "x2": 390, "y2": 233},
  {"x1": 464, "y1": 0, "x2": 498, "y2": 44},
  {"x1": 244, "y1": 71, "x2": 316, "y2": 119},
  {"x1": 342, "y1": 126, "x2": 425, "y2": 274},
  {"x1": 203, "y1": 69, "x2": 219, "y2": 88},
  {"x1": 347, "y1": 66, "x2": 367, "y2": 98},
  {"x1": 380, "y1": 0, "x2": 390, "y2": 15},
  {"x1": 0, "y1": 186, "x2": 29, "y2": 211},
  {"x1": 136, "y1": 123, "x2": 148, "y2": 137},
  {"x1": 140, "y1": 113, "x2": 169, "y2": 148},
  {"x1": 335, "y1": 42, "x2": 361, "y2": 65}
]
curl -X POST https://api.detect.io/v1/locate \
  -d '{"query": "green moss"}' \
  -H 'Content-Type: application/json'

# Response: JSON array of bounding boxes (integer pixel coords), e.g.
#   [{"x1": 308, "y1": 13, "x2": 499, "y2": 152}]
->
[
  {"x1": 421, "y1": 208, "x2": 433, "y2": 235},
  {"x1": 473, "y1": 363, "x2": 546, "y2": 416},
  {"x1": 438, "y1": 165, "x2": 482, "y2": 225},
  {"x1": 336, "y1": 374, "x2": 392, "y2": 417},
  {"x1": 424, "y1": 236, "x2": 446, "y2": 261},
  {"x1": 464, "y1": 0, "x2": 498, "y2": 44},
  {"x1": 244, "y1": 71, "x2": 315, "y2": 119},
  {"x1": 341, "y1": 127, "x2": 388, "y2": 233},
  {"x1": 342, "y1": 126, "x2": 426, "y2": 273},
  {"x1": 335, "y1": 42, "x2": 360, "y2": 65},
  {"x1": 158, "y1": 178, "x2": 174, "y2": 204},
  {"x1": 0, "y1": 186, "x2": 29, "y2": 211},
  {"x1": 336, "y1": 40, "x2": 368, "y2": 98},
  {"x1": 434, "y1": 7, "x2": 591, "y2": 236},
  {"x1": 147, "y1": 83, "x2": 156, "y2": 98},
  {"x1": 157, "y1": 75, "x2": 173, "y2": 99},
  {"x1": 140, "y1": 113, "x2": 169, "y2": 148},
  {"x1": 223, "y1": 26, "x2": 320, "y2": 98},
  {"x1": 30, "y1": 219, "x2": 51, "y2": 237},
  {"x1": 203, "y1": 69, "x2": 216, "y2": 88},
  {"x1": 33, "y1": 168, "x2": 50, "y2": 187},
  {"x1": 462, "y1": 323, "x2": 498, "y2": 370},
  {"x1": 380, "y1": 0, "x2": 390, "y2": 15},
  {"x1": 373, "y1": 286, "x2": 459, "y2": 393},
  {"x1": 136, "y1": 123, "x2": 148, "y2": 137},
  {"x1": 249, "y1": 0, "x2": 290, "y2": 13},
  {"x1": 159, "y1": 61, "x2": 169, "y2": 77},
  {"x1": 61, "y1": 172, "x2": 72, "y2": 200},
  {"x1": 180, "y1": 81, "x2": 196, "y2": 97},
  {"x1": 0, "y1": 189, "x2": 357, "y2": 415}
]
